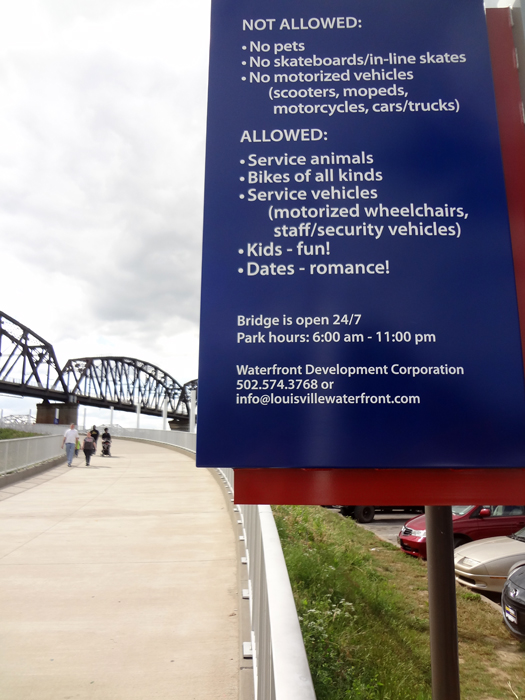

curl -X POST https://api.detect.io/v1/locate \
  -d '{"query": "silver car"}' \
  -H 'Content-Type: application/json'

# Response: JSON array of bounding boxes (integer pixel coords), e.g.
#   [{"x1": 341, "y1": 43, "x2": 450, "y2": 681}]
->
[{"x1": 454, "y1": 526, "x2": 525, "y2": 593}]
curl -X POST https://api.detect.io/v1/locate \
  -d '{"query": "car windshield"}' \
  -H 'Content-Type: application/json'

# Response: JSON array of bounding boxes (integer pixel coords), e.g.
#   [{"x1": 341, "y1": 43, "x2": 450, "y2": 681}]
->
[
  {"x1": 451, "y1": 506, "x2": 474, "y2": 516},
  {"x1": 510, "y1": 527, "x2": 525, "y2": 542}
]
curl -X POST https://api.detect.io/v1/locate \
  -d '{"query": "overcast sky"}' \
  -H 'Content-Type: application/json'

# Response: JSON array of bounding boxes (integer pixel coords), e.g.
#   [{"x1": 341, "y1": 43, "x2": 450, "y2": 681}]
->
[{"x1": 0, "y1": 0, "x2": 211, "y2": 427}]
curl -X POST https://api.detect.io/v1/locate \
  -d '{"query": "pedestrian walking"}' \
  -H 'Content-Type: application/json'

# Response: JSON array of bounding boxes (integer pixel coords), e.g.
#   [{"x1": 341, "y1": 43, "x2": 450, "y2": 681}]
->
[
  {"x1": 62, "y1": 423, "x2": 79, "y2": 467},
  {"x1": 82, "y1": 433, "x2": 96, "y2": 466},
  {"x1": 90, "y1": 425, "x2": 100, "y2": 447}
]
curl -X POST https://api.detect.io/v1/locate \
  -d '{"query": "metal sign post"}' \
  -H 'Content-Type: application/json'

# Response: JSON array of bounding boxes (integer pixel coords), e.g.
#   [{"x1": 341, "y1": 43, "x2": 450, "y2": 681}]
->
[
  {"x1": 189, "y1": 389, "x2": 197, "y2": 433},
  {"x1": 426, "y1": 506, "x2": 461, "y2": 700},
  {"x1": 162, "y1": 397, "x2": 168, "y2": 431}
]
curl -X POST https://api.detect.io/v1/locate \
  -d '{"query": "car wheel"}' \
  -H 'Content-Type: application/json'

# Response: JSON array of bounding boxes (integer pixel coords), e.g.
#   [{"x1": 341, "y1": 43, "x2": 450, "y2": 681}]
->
[
  {"x1": 354, "y1": 506, "x2": 375, "y2": 523},
  {"x1": 507, "y1": 562, "x2": 525, "y2": 578},
  {"x1": 453, "y1": 534, "x2": 469, "y2": 548}
]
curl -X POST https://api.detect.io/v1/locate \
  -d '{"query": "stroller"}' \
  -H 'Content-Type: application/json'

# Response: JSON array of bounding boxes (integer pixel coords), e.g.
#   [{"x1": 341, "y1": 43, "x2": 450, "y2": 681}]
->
[{"x1": 101, "y1": 438, "x2": 111, "y2": 457}]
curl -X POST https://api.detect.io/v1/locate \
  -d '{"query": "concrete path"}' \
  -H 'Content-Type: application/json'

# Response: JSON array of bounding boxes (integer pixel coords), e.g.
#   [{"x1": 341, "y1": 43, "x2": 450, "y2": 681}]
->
[{"x1": 0, "y1": 439, "x2": 239, "y2": 700}]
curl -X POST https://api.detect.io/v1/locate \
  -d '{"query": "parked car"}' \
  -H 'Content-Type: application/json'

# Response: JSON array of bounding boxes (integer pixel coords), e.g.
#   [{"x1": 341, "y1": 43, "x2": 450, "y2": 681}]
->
[
  {"x1": 340, "y1": 505, "x2": 423, "y2": 523},
  {"x1": 501, "y1": 563, "x2": 525, "y2": 639},
  {"x1": 398, "y1": 505, "x2": 525, "y2": 559},
  {"x1": 453, "y1": 526, "x2": 525, "y2": 594}
]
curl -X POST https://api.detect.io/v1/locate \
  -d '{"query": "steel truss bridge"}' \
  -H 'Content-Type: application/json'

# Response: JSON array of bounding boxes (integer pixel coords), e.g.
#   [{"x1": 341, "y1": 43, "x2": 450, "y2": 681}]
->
[{"x1": 0, "y1": 311, "x2": 197, "y2": 423}]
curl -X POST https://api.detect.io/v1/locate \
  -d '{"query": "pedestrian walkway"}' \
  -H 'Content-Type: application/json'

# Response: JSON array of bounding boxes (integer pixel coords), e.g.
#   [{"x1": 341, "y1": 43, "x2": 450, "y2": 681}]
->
[{"x1": 0, "y1": 439, "x2": 239, "y2": 700}]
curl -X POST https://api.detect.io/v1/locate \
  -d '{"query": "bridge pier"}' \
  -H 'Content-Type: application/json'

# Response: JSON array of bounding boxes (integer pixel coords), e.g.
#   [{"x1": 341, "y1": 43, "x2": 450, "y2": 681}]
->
[
  {"x1": 36, "y1": 400, "x2": 78, "y2": 425},
  {"x1": 169, "y1": 415, "x2": 189, "y2": 431}
]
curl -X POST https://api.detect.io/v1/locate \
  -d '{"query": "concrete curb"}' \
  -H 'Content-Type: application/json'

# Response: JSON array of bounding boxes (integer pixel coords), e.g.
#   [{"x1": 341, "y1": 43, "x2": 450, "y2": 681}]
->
[
  {"x1": 0, "y1": 454, "x2": 67, "y2": 488},
  {"x1": 208, "y1": 468, "x2": 255, "y2": 700}
]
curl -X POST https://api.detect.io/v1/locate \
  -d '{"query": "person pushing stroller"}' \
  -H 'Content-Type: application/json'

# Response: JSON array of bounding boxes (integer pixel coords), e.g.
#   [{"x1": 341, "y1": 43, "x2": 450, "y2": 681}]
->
[{"x1": 101, "y1": 427, "x2": 112, "y2": 457}]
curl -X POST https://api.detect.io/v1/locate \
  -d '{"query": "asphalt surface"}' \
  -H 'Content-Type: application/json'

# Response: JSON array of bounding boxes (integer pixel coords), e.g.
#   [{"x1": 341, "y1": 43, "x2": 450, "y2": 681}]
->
[{"x1": 355, "y1": 511, "x2": 413, "y2": 546}]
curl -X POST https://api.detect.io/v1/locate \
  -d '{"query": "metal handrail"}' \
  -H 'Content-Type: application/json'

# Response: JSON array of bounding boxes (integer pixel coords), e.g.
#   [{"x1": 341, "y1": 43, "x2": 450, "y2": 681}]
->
[
  {"x1": 0, "y1": 433, "x2": 64, "y2": 475},
  {"x1": 220, "y1": 468, "x2": 315, "y2": 700}
]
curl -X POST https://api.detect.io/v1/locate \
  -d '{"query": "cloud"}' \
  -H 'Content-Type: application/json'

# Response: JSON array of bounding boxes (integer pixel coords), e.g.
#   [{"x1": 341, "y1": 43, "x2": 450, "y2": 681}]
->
[{"x1": 0, "y1": 0, "x2": 210, "y2": 383}]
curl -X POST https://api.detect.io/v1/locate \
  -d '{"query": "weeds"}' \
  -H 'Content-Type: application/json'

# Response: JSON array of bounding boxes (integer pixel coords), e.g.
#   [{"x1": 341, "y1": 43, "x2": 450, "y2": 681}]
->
[
  {"x1": 274, "y1": 505, "x2": 525, "y2": 700},
  {"x1": 274, "y1": 505, "x2": 431, "y2": 700},
  {"x1": 0, "y1": 428, "x2": 38, "y2": 440}
]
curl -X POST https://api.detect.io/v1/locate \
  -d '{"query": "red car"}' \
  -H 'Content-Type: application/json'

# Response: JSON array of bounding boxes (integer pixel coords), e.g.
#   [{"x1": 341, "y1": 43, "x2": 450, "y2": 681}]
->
[{"x1": 398, "y1": 505, "x2": 525, "y2": 559}]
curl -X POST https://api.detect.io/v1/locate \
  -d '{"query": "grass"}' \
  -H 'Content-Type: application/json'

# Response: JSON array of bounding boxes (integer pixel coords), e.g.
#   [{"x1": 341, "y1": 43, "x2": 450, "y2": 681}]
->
[
  {"x1": 0, "y1": 428, "x2": 39, "y2": 440},
  {"x1": 273, "y1": 505, "x2": 525, "y2": 700}
]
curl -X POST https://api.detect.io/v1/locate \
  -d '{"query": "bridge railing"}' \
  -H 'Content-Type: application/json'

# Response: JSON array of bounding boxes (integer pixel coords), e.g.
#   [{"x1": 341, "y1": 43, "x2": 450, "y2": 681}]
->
[
  {"x1": 0, "y1": 434, "x2": 64, "y2": 475},
  {"x1": 220, "y1": 468, "x2": 315, "y2": 700},
  {"x1": 115, "y1": 428, "x2": 315, "y2": 700},
  {"x1": 109, "y1": 426, "x2": 196, "y2": 453}
]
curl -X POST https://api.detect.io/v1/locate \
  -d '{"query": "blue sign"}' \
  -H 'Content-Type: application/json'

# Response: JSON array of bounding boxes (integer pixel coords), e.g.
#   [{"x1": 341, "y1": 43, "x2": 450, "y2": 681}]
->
[{"x1": 197, "y1": 0, "x2": 525, "y2": 468}]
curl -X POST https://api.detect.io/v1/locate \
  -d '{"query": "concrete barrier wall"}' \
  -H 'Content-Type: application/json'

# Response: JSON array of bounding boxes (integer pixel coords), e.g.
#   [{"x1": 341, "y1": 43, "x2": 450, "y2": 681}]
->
[{"x1": 109, "y1": 426, "x2": 196, "y2": 453}]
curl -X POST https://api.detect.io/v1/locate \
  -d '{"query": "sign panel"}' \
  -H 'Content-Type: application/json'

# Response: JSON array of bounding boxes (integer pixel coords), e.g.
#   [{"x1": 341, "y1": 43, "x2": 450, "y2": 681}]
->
[{"x1": 197, "y1": 0, "x2": 525, "y2": 469}]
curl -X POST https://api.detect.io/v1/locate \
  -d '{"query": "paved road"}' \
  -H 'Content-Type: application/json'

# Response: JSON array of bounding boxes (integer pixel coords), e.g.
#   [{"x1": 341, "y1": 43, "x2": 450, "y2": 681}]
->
[
  {"x1": 0, "y1": 439, "x2": 239, "y2": 700},
  {"x1": 354, "y1": 511, "x2": 413, "y2": 546}
]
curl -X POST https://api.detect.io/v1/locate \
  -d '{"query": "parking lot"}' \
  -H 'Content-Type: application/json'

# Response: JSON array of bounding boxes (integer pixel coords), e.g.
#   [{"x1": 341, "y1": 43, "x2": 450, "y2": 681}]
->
[{"x1": 356, "y1": 511, "x2": 412, "y2": 546}]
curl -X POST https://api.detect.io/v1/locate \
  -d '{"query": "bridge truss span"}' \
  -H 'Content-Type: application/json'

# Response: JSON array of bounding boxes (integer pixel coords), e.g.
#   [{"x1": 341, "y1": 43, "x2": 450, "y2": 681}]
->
[
  {"x1": 0, "y1": 310, "x2": 197, "y2": 423},
  {"x1": 58, "y1": 356, "x2": 194, "y2": 420},
  {"x1": 0, "y1": 311, "x2": 67, "y2": 400}
]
